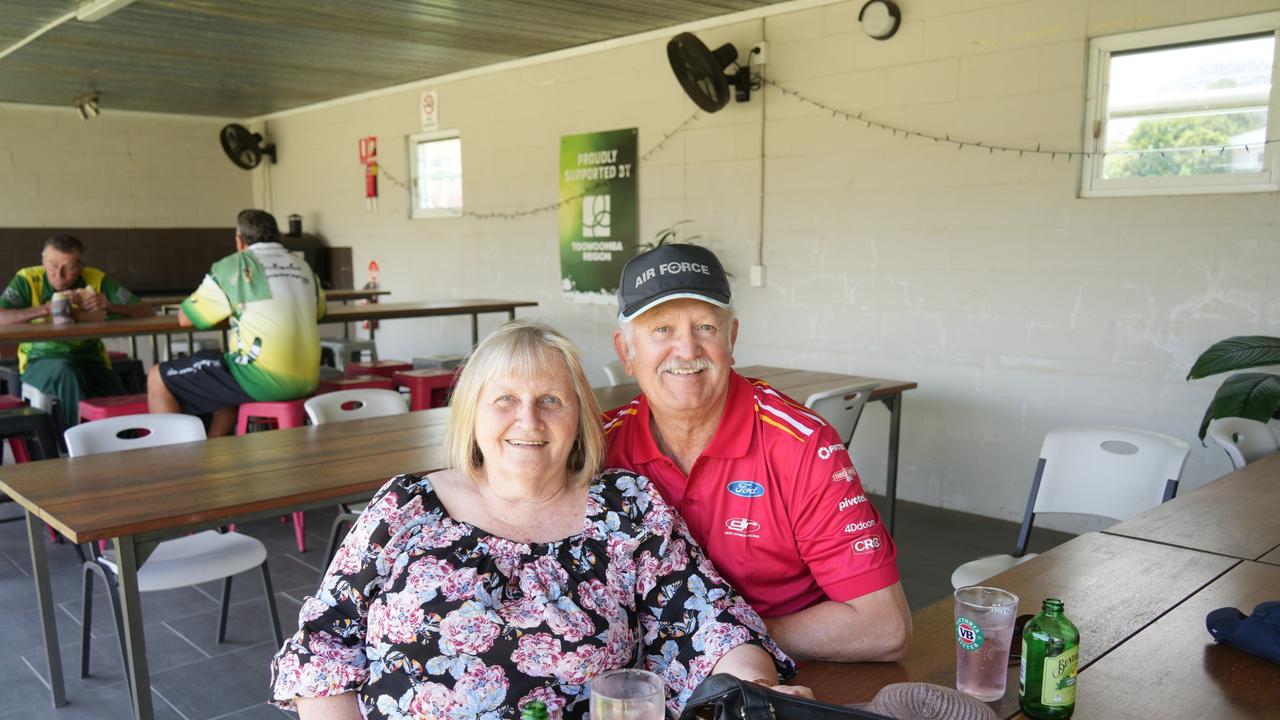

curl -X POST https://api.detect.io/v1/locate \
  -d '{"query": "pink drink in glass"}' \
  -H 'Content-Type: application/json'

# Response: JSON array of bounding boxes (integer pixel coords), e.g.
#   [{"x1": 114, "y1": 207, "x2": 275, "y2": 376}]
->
[{"x1": 954, "y1": 585, "x2": 1019, "y2": 702}]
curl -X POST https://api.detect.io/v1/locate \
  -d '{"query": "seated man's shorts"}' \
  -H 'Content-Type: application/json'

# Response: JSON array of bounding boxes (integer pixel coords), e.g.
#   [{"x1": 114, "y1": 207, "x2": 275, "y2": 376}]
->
[{"x1": 158, "y1": 349, "x2": 255, "y2": 415}]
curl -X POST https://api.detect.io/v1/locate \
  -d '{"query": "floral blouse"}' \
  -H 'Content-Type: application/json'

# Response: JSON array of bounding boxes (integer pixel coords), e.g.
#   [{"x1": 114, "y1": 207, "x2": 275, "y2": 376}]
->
[{"x1": 270, "y1": 469, "x2": 793, "y2": 719}]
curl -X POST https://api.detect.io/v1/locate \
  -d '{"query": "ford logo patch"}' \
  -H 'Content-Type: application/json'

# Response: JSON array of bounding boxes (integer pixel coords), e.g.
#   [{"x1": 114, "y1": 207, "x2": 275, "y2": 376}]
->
[{"x1": 727, "y1": 481, "x2": 765, "y2": 498}]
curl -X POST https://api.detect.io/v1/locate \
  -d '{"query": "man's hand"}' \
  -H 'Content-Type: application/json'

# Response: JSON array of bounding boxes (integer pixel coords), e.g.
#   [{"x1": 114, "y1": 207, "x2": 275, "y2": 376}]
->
[
  {"x1": 763, "y1": 582, "x2": 912, "y2": 662},
  {"x1": 78, "y1": 289, "x2": 109, "y2": 312}
]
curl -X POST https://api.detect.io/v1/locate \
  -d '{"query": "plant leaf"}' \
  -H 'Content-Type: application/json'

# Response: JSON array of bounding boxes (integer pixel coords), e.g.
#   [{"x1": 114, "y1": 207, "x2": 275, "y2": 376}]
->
[
  {"x1": 1187, "y1": 336, "x2": 1280, "y2": 380},
  {"x1": 1197, "y1": 372, "x2": 1280, "y2": 440}
]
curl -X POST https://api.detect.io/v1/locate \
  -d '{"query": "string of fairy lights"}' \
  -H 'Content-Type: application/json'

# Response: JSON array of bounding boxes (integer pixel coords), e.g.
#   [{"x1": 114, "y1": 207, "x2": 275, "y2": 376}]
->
[
  {"x1": 375, "y1": 110, "x2": 701, "y2": 220},
  {"x1": 764, "y1": 78, "x2": 1274, "y2": 161},
  {"x1": 372, "y1": 77, "x2": 1270, "y2": 219}
]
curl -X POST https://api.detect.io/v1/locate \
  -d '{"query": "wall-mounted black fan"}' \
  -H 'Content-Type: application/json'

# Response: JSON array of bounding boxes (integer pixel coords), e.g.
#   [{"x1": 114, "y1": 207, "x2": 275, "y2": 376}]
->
[
  {"x1": 219, "y1": 124, "x2": 277, "y2": 169},
  {"x1": 666, "y1": 32, "x2": 753, "y2": 113}
]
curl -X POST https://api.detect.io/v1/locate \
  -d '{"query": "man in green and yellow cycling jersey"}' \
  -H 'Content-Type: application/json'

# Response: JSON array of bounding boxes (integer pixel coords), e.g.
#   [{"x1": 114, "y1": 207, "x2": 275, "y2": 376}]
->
[
  {"x1": 147, "y1": 209, "x2": 326, "y2": 436},
  {"x1": 0, "y1": 234, "x2": 153, "y2": 427}
]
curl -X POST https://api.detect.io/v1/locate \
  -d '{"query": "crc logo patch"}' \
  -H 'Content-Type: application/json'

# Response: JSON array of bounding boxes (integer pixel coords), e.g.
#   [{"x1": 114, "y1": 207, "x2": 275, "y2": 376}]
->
[
  {"x1": 831, "y1": 466, "x2": 858, "y2": 483},
  {"x1": 843, "y1": 519, "x2": 877, "y2": 534},
  {"x1": 955, "y1": 617, "x2": 984, "y2": 651},
  {"x1": 817, "y1": 443, "x2": 845, "y2": 460},
  {"x1": 851, "y1": 535, "x2": 882, "y2": 554},
  {"x1": 727, "y1": 481, "x2": 765, "y2": 498},
  {"x1": 724, "y1": 518, "x2": 761, "y2": 536},
  {"x1": 838, "y1": 494, "x2": 868, "y2": 511}
]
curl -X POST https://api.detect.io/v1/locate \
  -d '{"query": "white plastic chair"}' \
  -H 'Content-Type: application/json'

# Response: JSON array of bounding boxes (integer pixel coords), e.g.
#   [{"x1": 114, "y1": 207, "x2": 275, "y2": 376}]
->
[
  {"x1": 603, "y1": 360, "x2": 629, "y2": 387},
  {"x1": 304, "y1": 388, "x2": 408, "y2": 424},
  {"x1": 1206, "y1": 417, "x2": 1279, "y2": 470},
  {"x1": 950, "y1": 426, "x2": 1190, "y2": 589},
  {"x1": 304, "y1": 390, "x2": 431, "y2": 576},
  {"x1": 804, "y1": 382, "x2": 879, "y2": 445},
  {"x1": 64, "y1": 414, "x2": 282, "y2": 680}
]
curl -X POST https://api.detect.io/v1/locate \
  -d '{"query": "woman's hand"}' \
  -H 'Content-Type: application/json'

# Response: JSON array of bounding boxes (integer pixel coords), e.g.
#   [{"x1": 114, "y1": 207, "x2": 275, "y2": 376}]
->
[{"x1": 766, "y1": 683, "x2": 814, "y2": 699}]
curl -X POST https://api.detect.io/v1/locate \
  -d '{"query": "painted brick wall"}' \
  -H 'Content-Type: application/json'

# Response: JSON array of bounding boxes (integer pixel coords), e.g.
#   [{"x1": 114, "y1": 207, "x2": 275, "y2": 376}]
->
[
  {"x1": 0, "y1": 104, "x2": 250, "y2": 228},
  {"x1": 253, "y1": 0, "x2": 1280, "y2": 527}
]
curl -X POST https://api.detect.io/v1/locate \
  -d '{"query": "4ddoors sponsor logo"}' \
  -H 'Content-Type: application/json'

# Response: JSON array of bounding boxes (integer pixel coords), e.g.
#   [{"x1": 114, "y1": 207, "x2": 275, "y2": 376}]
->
[
  {"x1": 727, "y1": 481, "x2": 765, "y2": 498},
  {"x1": 851, "y1": 535, "x2": 882, "y2": 555},
  {"x1": 843, "y1": 519, "x2": 877, "y2": 534},
  {"x1": 817, "y1": 442, "x2": 845, "y2": 460},
  {"x1": 838, "y1": 494, "x2": 868, "y2": 511},
  {"x1": 724, "y1": 517, "x2": 762, "y2": 538}
]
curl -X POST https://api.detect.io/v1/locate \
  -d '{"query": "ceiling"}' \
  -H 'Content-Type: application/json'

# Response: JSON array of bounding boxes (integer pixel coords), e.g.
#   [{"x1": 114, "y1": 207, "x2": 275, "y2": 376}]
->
[{"x1": 0, "y1": 0, "x2": 790, "y2": 118}]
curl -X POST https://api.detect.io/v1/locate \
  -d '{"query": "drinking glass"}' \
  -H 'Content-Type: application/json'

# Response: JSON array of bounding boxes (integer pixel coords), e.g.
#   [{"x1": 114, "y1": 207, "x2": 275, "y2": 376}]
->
[
  {"x1": 954, "y1": 585, "x2": 1020, "y2": 701},
  {"x1": 589, "y1": 668, "x2": 665, "y2": 720}
]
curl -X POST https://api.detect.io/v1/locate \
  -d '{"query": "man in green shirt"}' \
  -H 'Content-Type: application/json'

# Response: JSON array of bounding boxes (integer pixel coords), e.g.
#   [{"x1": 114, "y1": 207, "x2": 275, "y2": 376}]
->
[
  {"x1": 0, "y1": 234, "x2": 154, "y2": 427},
  {"x1": 147, "y1": 209, "x2": 325, "y2": 436}
]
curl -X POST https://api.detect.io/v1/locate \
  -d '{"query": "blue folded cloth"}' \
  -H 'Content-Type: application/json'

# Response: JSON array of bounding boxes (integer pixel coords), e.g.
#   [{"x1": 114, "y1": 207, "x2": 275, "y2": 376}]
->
[{"x1": 1206, "y1": 600, "x2": 1280, "y2": 664}]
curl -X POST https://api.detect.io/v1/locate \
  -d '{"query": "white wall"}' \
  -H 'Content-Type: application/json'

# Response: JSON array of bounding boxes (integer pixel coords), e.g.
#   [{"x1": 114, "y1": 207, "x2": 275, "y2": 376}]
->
[
  {"x1": 0, "y1": 103, "x2": 250, "y2": 227},
  {"x1": 252, "y1": 0, "x2": 1280, "y2": 526}
]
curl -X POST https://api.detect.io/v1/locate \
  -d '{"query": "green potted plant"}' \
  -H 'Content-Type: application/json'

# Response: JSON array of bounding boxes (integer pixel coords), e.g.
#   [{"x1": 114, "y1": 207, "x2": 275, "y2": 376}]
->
[
  {"x1": 1187, "y1": 335, "x2": 1280, "y2": 440},
  {"x1": 639, "y1": 220, "x2": 701, "y2": 252}
]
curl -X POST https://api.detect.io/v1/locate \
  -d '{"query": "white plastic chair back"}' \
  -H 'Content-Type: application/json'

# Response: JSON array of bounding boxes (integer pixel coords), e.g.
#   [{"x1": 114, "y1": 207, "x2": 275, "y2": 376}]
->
[
  {"x1": 804, "y1": 382, "x2": 878, "y2": 445},
  {"x1": 1207, "y1": 417, "x2": 1279, "y2": 470},
  {"x1": 21, "y1": 383, "x2": 53, "y2": 412},
  {"x1": 1031, "y1": 426, "x2": 1190, "y2": 521},
  {"x1": 305, "y1": 389, "x2": 408, "y2": 424},
  {"x1": 64, "y1": 413, "x2": 206, "y2": 457},
  {"x1": 603, "y1": 360, "x2": 628, "y2": 387}
]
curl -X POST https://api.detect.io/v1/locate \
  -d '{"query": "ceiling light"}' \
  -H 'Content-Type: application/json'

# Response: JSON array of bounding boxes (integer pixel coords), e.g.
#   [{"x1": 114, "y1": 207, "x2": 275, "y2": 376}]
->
[
  {"x1": 74, "y1": 93, "x2": 100, "y2": 120},
  {"x1": 75, "y1": 0, "x2": 138, "y2": 23}
]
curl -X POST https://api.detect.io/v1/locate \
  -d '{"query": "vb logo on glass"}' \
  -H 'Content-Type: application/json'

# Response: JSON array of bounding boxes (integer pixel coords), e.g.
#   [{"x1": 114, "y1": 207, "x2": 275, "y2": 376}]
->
[{"x1": 955, "y1": 617, "x2": 984, "y2": 651}]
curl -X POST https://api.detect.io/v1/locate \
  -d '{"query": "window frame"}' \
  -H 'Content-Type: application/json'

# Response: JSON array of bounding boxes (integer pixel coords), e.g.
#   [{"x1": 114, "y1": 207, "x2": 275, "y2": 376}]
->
[
  {"x1": 1080, "y1": 12, "x2": 1280, "y2": 198},
  {"x1": 408, "y1": 129, "x2": 463, "y2": 219}
]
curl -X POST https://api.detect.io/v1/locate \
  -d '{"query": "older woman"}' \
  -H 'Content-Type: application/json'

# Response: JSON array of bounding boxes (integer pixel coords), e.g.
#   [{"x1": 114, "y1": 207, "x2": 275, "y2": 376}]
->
[{"x1": 270, "y1": 321, "x2": 800, "y2": 719}]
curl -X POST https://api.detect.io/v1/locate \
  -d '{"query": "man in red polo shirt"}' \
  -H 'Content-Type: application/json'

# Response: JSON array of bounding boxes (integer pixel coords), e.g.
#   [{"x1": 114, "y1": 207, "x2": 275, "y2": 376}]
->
[{"x1": 603, "y1": 244, "x2": 910, "y2": 662}]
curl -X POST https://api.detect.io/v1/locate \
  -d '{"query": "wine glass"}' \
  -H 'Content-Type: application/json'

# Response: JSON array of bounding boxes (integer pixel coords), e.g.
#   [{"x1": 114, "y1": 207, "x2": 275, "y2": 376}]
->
[{"x1": 589, "y1": 668, "x2": 665, "y2": 720}]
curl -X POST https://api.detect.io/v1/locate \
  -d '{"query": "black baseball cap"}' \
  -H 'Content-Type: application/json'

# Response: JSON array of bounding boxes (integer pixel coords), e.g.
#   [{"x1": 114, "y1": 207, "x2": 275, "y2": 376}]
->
[
  {"x1": 1206, "y1": 601, "x2": 1280, "y2": 664},
  {"x1": 617, "y1": 244, "x2": 731, "y2": 321}
]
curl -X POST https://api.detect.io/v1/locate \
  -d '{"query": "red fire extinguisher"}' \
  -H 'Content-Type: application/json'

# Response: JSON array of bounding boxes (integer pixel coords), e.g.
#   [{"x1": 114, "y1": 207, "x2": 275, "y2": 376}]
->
[
  {"x1": 358, "y1": 136, "x2": 378, "y2": 211},
  {"x1": 362, "y1": 260, "x2": 380, "y2": 333}
]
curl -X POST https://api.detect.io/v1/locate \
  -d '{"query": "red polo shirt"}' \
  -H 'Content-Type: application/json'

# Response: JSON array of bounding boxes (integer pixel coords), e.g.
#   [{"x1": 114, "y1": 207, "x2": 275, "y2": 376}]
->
[{"x1": 603, "y1": 371, "x2": 899, "y2": 618}]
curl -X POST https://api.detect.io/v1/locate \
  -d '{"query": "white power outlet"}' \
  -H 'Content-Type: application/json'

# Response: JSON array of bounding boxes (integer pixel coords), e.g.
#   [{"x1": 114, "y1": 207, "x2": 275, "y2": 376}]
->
[{"x1": 749, "y1": 265, "x2": 766, "y2": 287}]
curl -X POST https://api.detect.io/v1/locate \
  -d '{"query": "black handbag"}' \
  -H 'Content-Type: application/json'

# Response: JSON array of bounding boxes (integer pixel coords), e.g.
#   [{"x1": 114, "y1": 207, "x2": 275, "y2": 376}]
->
[{"x1": 678, "y1": 674, "x2": 892, "y2": 720}]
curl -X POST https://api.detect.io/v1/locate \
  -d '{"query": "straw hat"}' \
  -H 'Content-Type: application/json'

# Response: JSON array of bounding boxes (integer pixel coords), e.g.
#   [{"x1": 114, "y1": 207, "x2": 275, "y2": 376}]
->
[{"x1": 857, "y1": 683, "x2": 998, "y2": 720}]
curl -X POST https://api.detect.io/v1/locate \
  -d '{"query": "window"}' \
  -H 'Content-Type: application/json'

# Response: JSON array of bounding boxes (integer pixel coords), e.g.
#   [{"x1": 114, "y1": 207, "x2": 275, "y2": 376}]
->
[
  {"x1": 1081, "y1": 13, "x2": 1280, "y2": 197},
  {"x1": 409, "y1": 130, "x2": 462, "y2": 217}
]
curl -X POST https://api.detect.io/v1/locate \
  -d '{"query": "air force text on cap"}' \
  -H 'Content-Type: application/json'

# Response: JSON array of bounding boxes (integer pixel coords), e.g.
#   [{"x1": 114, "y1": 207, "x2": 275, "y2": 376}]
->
[{"x1": 633, "y1": 261, "x2": 713, "y2": 288}]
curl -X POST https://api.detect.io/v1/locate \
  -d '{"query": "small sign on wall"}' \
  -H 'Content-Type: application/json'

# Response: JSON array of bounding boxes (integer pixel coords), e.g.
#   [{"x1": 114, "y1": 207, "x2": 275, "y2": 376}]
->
[{"x1": 420, "y1": 90, "x2": 439, "y2": 131}]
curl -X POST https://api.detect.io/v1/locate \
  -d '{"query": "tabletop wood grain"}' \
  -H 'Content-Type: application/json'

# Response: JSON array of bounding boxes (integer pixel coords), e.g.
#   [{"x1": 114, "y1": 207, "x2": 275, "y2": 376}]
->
[
  {"x1": 794, "y1": 533, "x2": 1237, "y2": 718},
  {"x1": 1104, "y1": 452, "x2": 1280, "y2": 560},
  {"x1": 141, "y1": 288, "x2": 391, "y2": 306},
  {"x1": 1012, "y1": 561, "x2": 1280, "y2": 720}
]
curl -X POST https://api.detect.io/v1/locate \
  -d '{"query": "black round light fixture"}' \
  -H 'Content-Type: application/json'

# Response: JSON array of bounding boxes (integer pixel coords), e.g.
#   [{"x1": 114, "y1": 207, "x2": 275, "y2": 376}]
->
[{"x1": 859, "y1": 0, "x2": 902, "y2": 41}]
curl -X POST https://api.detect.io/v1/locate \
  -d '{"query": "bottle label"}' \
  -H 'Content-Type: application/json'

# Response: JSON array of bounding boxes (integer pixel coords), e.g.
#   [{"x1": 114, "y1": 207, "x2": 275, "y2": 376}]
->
[
  {"x1": 1041, "y1": 646, "x2": 1078, "y2": 706},
  {"x1": 955, "y1": 617, "x2": 984, "y2": 651}
]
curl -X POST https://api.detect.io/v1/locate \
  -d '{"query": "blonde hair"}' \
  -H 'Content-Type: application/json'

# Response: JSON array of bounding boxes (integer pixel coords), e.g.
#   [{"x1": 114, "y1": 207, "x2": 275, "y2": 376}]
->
[{"x1": 444, "y1": 320, "x2": 605, "y2": 486}]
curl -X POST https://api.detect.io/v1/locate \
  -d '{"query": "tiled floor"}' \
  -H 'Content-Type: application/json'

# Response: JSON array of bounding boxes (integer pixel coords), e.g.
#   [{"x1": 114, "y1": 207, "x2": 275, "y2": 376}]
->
[{"x1": 0, "y1": 495, "x2": 1071, "y2": 719}]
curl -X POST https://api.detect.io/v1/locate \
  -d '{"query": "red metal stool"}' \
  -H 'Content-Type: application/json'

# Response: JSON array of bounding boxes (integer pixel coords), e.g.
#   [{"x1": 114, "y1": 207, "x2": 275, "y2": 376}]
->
[
  {"x1": 393, "y1": 368, "x2": 459, "y2": 411},
  {"x1": 346, "y1": 360, "x2": 412, "y2": 379},
  {"x1": 318, "y1": 374, "x2": 396, "y2": 393},
  {"x1": 78, "y1": 394, "x2": 150, "y2": 422},
  {"x1": 236, "y1": 398, "x2": 309, "y2": 551}
]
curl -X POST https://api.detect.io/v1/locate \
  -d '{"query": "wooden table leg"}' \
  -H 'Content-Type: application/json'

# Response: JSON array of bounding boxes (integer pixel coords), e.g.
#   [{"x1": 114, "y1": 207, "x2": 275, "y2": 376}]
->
[
  {"x1": 471, "y1": 314, "x2": 479, "y2": 346},
  {"x1": 114, "y1": 535, "x2": 153, "y2": 720},
  {"x1": 26, "y1": 511, "x2": 66, "y2": 707}
]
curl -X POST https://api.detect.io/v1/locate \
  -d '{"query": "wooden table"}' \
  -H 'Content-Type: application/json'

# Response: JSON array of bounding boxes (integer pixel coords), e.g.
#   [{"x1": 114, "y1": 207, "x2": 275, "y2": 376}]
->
[
  {"x1": 0, "y1": 299, "x2": 538, "y2": 363},
  {"x1": 794, "y1": 532, "x2": 1238, "y2": 718},
  {"x1": 139, "y1": 288, "x2": 390, "y2": 306},
  {"x1": 1103, "y1": 451, "x2": 1280, "y2": 560},
  {"x1": 595, "y1": 365, "x2": 918, "y2": 533},
  {"x1": 0, "y1": 411, "x2": 451, "y2": 720},
  {"x1": 1022, "y1": 560, "x2": 1280, "y2": 719}
]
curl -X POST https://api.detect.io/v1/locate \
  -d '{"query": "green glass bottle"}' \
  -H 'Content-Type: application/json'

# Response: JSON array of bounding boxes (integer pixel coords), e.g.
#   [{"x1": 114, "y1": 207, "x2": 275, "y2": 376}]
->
[
  {"x1": 520, "y1": 700, "x2": 549, "y2": 720},
  {"x1": 1019, "y1": 598, "x2": 1080, "y2": 719}
]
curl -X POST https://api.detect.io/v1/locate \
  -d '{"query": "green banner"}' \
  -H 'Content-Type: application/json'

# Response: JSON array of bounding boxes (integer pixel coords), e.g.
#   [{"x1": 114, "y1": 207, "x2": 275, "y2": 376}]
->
[{"x1": 559, "y1": 127, "x2": 637, "y2": 305}]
